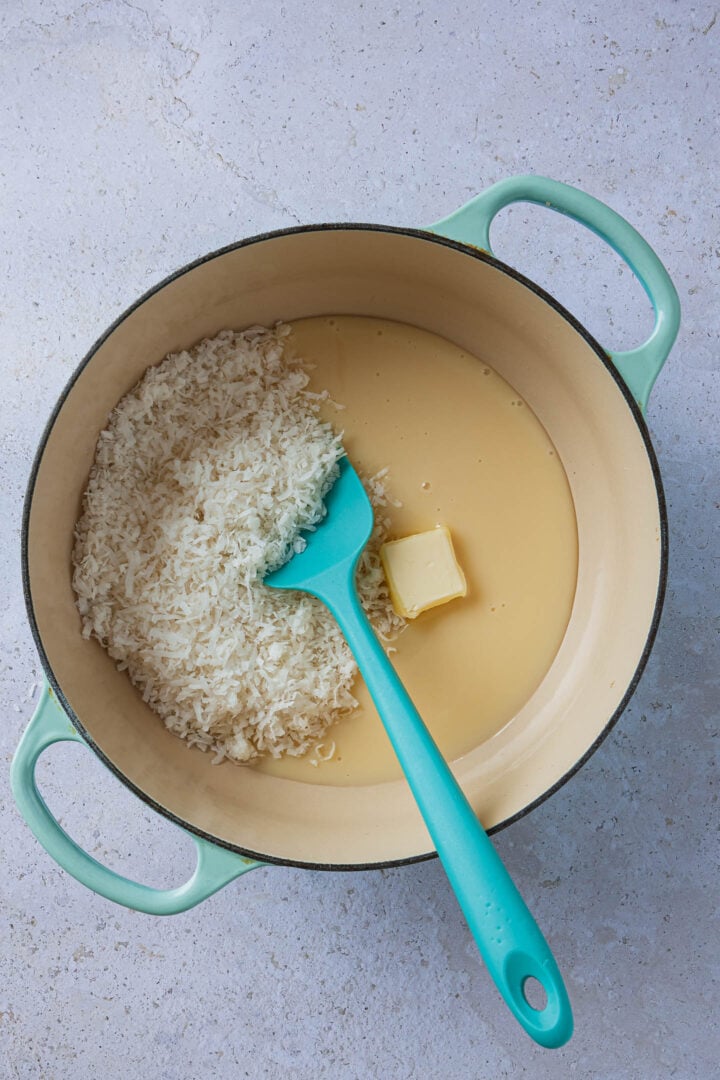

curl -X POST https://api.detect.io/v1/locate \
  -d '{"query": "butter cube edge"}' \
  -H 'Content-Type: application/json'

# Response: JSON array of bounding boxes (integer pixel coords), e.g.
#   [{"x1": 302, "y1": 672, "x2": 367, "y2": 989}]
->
[{"x1": 380, "y1": 525, "x2": 467, "y2": 620}]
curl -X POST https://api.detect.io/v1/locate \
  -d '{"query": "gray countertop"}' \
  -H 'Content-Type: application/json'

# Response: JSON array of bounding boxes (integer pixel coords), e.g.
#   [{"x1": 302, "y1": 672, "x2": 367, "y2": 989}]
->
[{"x1": 1, "y1": 2, "x2": 718, "y2": 1077}]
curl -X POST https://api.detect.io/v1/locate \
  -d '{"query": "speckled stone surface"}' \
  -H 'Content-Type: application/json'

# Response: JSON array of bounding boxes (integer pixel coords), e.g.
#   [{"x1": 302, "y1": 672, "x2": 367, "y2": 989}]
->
[{"x1": 1, "y1": 2, "x2": 718, "y2": 1077}]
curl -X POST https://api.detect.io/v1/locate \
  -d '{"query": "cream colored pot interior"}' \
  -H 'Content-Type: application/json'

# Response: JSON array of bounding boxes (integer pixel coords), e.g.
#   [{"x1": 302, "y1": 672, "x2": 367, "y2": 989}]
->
[{"x1": 26, "y1": 229, "x2": 663, "y2": 866}]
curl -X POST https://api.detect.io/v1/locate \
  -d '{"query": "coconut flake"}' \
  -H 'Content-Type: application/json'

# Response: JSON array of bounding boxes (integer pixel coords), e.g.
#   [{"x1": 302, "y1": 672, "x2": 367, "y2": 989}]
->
[{"x1": 73, "y1": 325, "x2": 405, "y2": 763}]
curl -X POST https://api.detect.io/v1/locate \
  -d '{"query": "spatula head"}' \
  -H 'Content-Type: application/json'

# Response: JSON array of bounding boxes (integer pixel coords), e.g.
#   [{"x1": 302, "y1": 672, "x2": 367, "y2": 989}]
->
[{"x1": 264, "y1": 457, "x2": 374, "y2": 592}]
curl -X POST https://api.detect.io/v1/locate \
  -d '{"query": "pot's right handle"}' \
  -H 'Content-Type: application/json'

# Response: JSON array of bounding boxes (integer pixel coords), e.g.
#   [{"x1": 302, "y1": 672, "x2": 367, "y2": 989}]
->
[
  {"x1": 11, "y1": 683, "x2": 263, "y2": 914},
  {"x1": 429, "y1": 175, "x2": 681, "y2": 412}
]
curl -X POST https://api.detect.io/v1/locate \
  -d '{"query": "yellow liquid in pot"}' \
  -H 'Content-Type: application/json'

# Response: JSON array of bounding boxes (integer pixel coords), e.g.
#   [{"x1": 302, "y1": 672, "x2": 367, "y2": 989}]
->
[{"x1": 256, "y1": 316, "x2": 578, "y2": 786}]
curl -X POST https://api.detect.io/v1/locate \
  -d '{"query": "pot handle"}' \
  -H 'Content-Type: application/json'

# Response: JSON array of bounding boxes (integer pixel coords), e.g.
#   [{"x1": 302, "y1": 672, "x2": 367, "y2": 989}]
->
[
  {"x1": 11, "y1": 683, "x2": 263, "y2": 914},
  {"x1": 429, "y1": 175, "x2": 681, "y2": 411}
]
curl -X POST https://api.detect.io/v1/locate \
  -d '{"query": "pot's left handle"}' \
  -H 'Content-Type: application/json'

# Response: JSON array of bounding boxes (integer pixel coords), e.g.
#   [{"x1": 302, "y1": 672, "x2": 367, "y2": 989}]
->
[{"x1": 11, "y1": 683, "x2": 263, "y2": 914}]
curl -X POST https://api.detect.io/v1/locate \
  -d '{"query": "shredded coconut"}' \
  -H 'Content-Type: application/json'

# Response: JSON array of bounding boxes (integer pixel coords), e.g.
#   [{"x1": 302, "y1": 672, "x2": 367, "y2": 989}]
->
[{"x1": 72, "y1": 325, "x2": 404, "y2": 763}]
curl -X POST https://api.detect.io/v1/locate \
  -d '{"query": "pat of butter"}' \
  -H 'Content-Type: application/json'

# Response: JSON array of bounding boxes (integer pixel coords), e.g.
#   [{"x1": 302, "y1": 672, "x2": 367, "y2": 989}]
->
[{"x1": 380, "y1": 525, "x2": 467, "y2": 619}]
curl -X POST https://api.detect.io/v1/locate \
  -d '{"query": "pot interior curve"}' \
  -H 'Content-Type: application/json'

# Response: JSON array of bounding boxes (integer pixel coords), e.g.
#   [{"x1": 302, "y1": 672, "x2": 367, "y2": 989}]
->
[{"x1": 25, "y1": 227, "x2": 663, "y2": 866}]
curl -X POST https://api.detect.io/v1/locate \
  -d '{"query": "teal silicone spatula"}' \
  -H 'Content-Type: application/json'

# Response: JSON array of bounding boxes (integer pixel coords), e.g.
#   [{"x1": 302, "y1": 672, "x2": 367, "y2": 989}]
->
[{"x1": 265, "y1": 457, "x2": 573, "y2": 1048}]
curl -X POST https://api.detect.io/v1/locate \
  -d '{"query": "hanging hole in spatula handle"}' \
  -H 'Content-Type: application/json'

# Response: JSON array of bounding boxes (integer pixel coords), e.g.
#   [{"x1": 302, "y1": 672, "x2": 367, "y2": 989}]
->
[
  {"x1": 429, "y1": 174, "x2": 681, "y2": 412},
  {"x1": 500, "y1": 946, "x2": 573, "y2": 1048}
]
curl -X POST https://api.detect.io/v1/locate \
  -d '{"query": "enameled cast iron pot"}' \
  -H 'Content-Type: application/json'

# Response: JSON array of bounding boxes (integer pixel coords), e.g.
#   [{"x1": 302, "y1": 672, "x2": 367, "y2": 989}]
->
[{"x1": 12, "y1": 176, "x2": 680, "y2": 916}]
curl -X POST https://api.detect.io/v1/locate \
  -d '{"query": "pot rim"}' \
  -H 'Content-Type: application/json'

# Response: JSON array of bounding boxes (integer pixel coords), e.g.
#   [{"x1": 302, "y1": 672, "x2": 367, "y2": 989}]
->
[{"x1": 21, "y1": 221, "x2": 668, "y2": 871}]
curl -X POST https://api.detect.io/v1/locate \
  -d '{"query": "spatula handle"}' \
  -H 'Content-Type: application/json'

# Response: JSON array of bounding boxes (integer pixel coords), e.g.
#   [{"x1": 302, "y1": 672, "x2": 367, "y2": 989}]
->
[{"x1": 323, "y1": 580, "x2": 573, "y2": 1049}]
